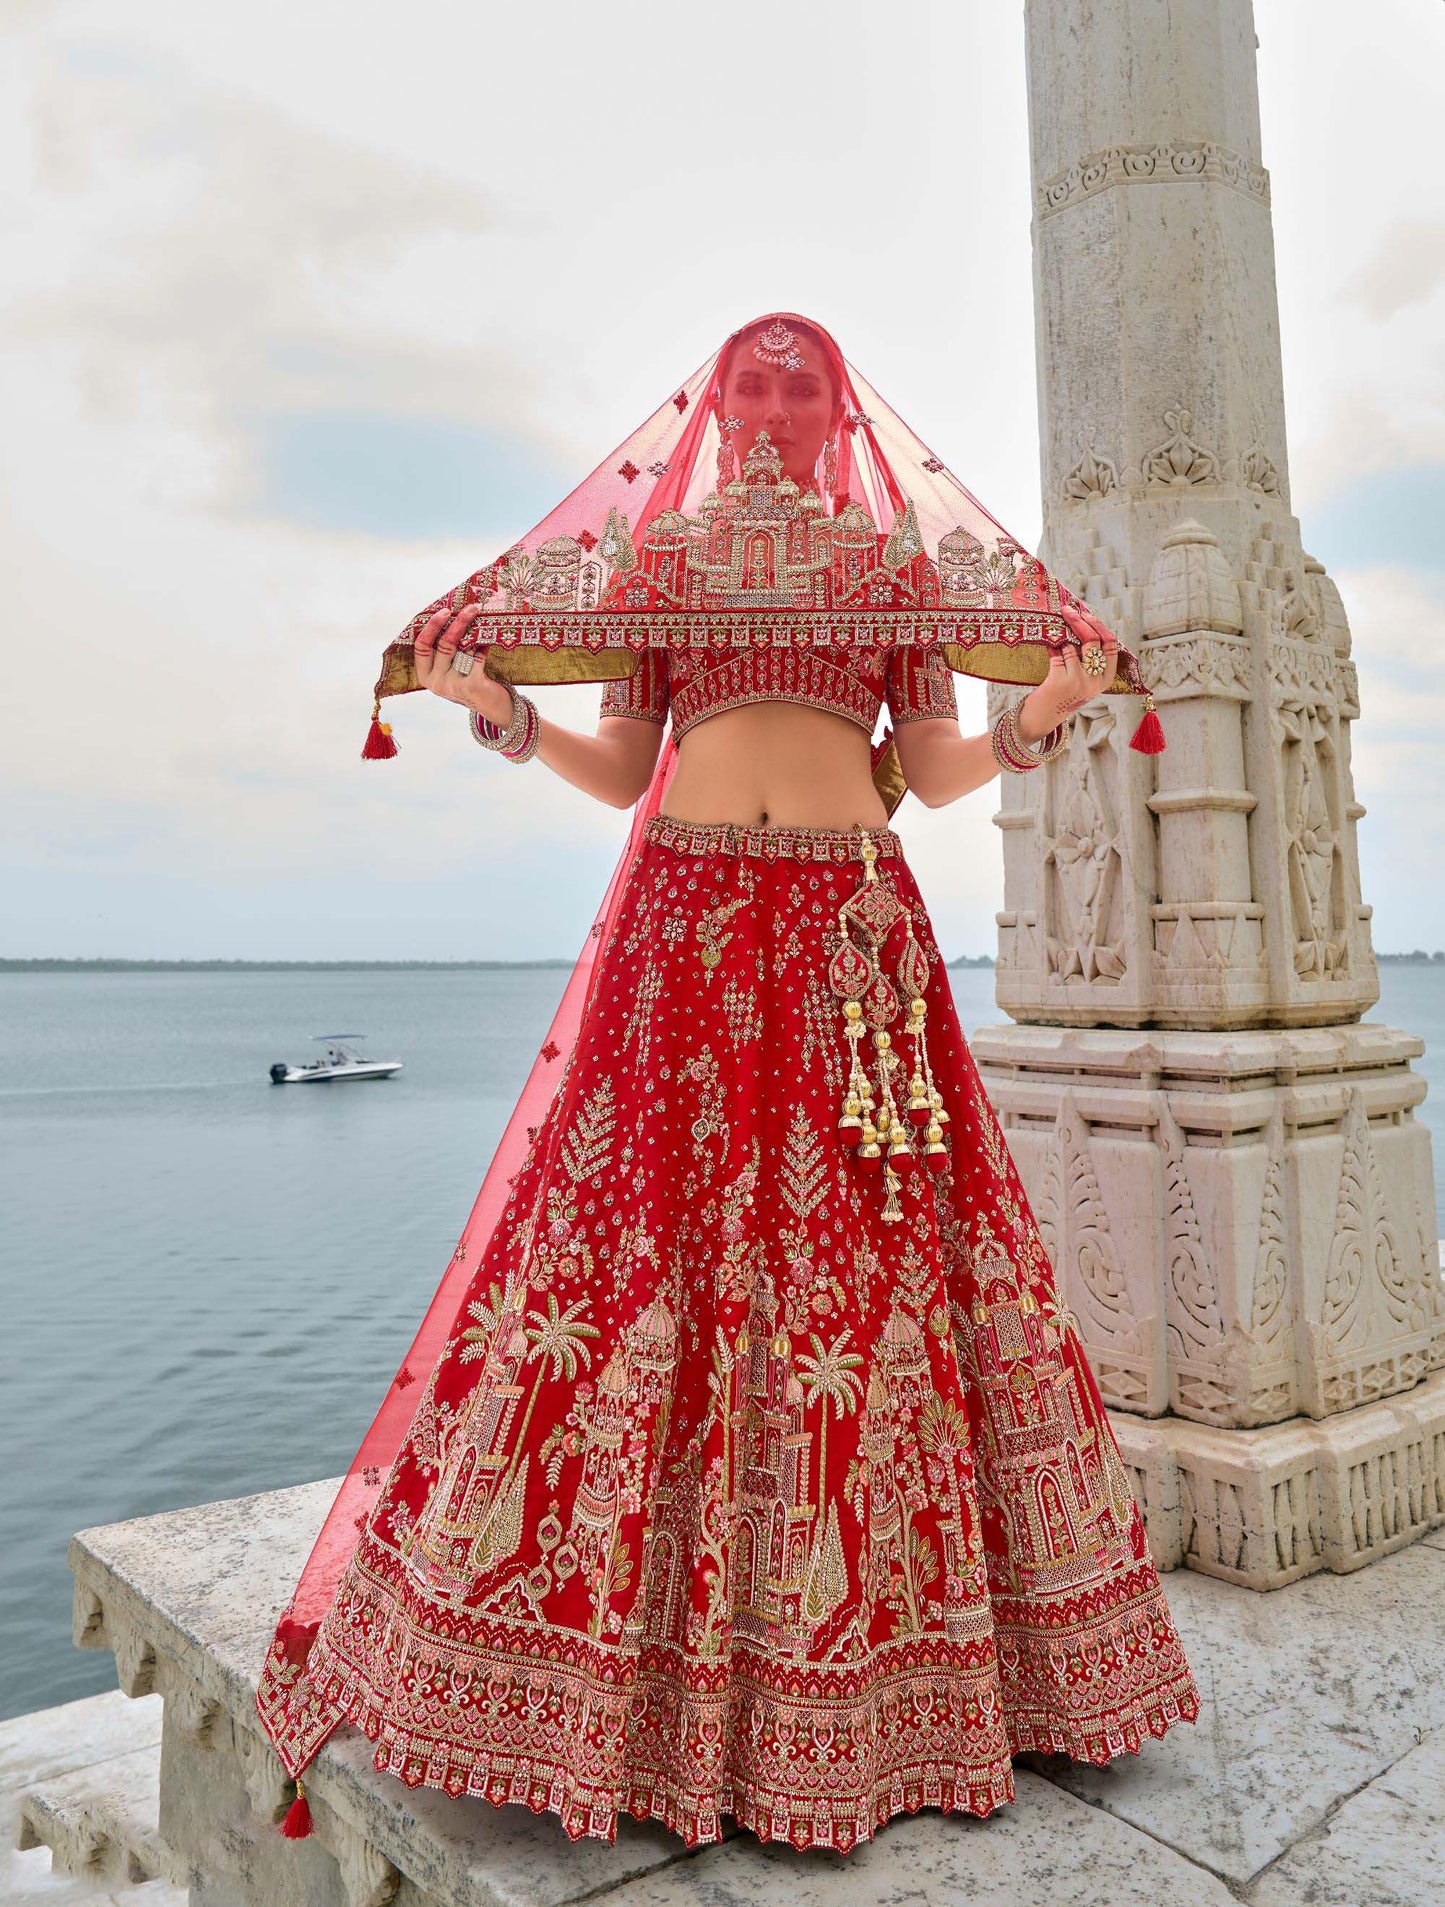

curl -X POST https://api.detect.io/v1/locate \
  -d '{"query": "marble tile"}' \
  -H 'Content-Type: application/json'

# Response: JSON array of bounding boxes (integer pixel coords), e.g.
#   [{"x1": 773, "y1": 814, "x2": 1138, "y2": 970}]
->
[
  {"x1": 1248, "y1": 1728, "x2": 1445, "y2": 1907},
  {"x1": 1040, "y1": 1542, "x2": 1445, "y2": 1886},
  {"x1": 600, "y1": 1772, "x2": 1236, "y2": 1907}
]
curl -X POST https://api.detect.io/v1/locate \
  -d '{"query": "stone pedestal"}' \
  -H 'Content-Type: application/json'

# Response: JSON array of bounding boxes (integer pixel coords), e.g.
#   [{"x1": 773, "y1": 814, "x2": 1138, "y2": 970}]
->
[
  {"x1": 998, "y1": 0, "x2": 1444, "y2": 1589},
  {"x1": 971, "y1": 1023, "x2": 1445, "y2": 1585}
]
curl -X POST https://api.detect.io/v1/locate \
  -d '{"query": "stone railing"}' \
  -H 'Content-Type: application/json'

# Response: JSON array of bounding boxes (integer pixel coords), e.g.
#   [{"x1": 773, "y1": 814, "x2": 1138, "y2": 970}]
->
[{"x1": 12, "y1": 1463, "x2": 1443, "y2": 1904}]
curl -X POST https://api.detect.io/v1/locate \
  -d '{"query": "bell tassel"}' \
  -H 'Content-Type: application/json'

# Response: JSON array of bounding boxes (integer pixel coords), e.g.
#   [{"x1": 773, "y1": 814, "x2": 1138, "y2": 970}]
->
[
  {"x1": 1129, "y1": 694, "x2": 1166, "y2": 756},
  {"x1": 362, "y1": 696, "x2": 398, "y2": 761},
  {"x1": 280, "y1": 1777, "x2": 313, "y2": 1840}
]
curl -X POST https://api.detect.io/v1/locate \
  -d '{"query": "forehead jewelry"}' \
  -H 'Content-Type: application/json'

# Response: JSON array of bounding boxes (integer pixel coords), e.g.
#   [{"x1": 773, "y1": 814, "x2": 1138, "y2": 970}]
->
[{"x1": 752, "y1": 320, "x2": 804, "y2": 371}]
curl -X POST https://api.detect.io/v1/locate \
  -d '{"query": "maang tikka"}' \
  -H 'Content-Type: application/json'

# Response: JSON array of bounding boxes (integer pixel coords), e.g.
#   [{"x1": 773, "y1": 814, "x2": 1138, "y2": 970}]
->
[
  {"x1": 831, "y1": 834, "x2": 949, "y2": 1222},
  {"x1": 752, "y1": 319, "x2": 805, "y2": 371}
]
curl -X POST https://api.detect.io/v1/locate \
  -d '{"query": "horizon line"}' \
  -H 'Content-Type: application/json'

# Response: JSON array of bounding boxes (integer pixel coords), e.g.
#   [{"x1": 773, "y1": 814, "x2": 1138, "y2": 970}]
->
[{"x1": 0, "y1": 955, "x2": 1005, "y2": 972}]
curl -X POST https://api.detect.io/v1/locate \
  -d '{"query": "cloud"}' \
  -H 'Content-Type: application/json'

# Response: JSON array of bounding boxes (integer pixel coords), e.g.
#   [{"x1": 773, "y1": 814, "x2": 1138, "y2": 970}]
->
[
  {"x1": 3, "y1": 40, "x2": 576, "y2": 529},
  {"x1": 5, "y1": 1, "x2": 1444, "y2": 960},
  {"x1": 1342, "y1": 222, "x2": 1445, "y2": 321}
]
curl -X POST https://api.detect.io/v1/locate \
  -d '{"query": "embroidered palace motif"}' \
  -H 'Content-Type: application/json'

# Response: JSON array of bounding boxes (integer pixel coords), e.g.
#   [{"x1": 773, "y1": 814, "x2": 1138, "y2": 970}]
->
[{"x1": 256, "y1": 821, "x2": 1198, "y2": 1853}]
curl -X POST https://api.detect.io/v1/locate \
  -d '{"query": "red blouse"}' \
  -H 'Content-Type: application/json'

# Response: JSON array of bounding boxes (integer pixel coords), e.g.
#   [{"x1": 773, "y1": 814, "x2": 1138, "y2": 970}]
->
[{"x1": 599, "y1": 645, "x2": 959, "y2": 738}]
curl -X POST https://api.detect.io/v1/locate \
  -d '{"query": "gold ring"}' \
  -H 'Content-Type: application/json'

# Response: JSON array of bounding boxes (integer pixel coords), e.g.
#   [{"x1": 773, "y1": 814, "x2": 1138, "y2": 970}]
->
[{"x1": 1081, "y1": 645, "x2": 1107, "y2": 678}]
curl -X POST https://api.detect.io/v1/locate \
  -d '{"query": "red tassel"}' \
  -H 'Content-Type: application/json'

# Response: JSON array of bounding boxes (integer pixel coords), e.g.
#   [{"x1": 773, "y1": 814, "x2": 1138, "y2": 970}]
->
[
  {"x1": 362, "y1": 697, "x2": 398, "y2": 761},
  {"x1": 280, "y1": 1781, "x2": 313, "y2": 1840},
  {"x1": 1129, "y1": 695, "x2": 1166, "y2": 755}
]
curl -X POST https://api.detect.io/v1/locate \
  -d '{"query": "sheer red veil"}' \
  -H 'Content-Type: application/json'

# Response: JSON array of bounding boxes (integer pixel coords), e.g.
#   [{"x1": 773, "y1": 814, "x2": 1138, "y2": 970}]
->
[{"x1": 260, "y1": 313, "x2": 1159, "y2": 1774}]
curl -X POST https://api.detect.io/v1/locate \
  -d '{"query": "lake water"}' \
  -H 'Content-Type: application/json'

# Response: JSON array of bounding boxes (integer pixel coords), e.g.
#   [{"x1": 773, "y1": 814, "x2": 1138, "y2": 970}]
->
[{"x1": 3, "y1": 964, "x2": 1442, "y2": 1721}]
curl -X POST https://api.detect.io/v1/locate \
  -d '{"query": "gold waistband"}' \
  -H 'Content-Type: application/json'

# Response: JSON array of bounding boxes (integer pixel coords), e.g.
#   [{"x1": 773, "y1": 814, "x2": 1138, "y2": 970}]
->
[{"x1": 643, "y1": 815, "x2": 904, "y2": 864}]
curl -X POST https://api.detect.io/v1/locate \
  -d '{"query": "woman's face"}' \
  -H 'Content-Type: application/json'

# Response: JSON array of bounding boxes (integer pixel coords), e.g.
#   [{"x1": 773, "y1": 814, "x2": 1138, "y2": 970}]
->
[{"x1": 718, "y1": 329, "x2": 838, "y2": 489}]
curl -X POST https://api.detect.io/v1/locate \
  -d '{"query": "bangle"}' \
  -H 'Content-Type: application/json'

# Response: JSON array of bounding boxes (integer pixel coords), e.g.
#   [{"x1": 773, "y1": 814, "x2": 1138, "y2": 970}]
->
[
  {"x1": 470, "y1": 685, "x2": 526, "y2": 751},
  {"x1": 501, "y1": 696, "x2": 540, "y2": 764},
  {"x1": 1028, "y1": 714, "x2": 1068, "y2": 763},
  {"x1": 469, "y1": 688, "x2": 540, "y2": 764},
  {"x1": 991, "y1": 700, "x2": 1066, "y2": 774}
]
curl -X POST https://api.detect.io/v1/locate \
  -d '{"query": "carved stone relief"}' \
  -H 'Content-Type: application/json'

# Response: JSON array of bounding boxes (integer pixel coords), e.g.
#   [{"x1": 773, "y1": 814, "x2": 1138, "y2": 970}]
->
[
  {"x1": 1276, "y1": 700, "x2": 1348, "y2": 982},
  {"x1": 1140, "y1": 518, "x2": 1244, "y2": 638},
  {"x1": 335, "y1": 1829, "x2": 402, "y2": 1907},
  {"x1": 1141, "y1": 406, "x2": 1220, "y2": 489},
  {"x1": 1249, "y1": 1117, "x2": 1297, "y2": 1421},
  {"x1": 1150, "y1": 902, "x2": 1265, "y2": 982},
  {"x1": 1141, "y1": 632, "x2": 1252, "y2": 701},
  {"x1": 238, "y1": 1728, "x2": 293, "y2": 1824},
  {"x1": 1241, "y1": 445, "x2": 1282, "y2": 495},
  {"x1": 1277, "y1": 567, "x2": 1322, "y2": 640},
  {"x1": 1036, "y1": 138, "x2": 1271, "y2": 218},
  {"x1": 1033, "y1": 1091, "x2": 1153, "y2": 1412},
  {"x1": 1061, "y1": 439, "x2": 1119, "y2": 502},
  {"x1": 1307, "y1": 1089, "x2": 1429, "y2": 1416},
  {"x1": 1043, "y1": 711, "x2": 1127, "y2": 984},
  {"x1": 170, "y1": 1676, "x2": 223, "y2": 1749},
  {"x1": 1160, "y1": 1107, "x2": 1229, "y2": 1422},
  {"x1": 1304, "y1": 554, "x2": 1353, "y2": 656},
  {"x1": 1268, "y1": 637, "x2": 1335, "y2": 705}
]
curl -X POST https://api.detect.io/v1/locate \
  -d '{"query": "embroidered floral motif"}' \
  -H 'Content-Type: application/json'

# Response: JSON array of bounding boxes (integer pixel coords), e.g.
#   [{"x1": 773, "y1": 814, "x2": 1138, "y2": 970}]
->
[{"x1": 256, "y1": 826, "x2": 1198, "y2": 1854}]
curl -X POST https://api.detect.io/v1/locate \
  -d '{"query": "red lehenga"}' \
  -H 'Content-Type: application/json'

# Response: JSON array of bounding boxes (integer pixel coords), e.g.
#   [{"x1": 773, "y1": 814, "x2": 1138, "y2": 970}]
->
[{"x1": 256, "y1": 314, "x2": 1196, "y2": 1853}]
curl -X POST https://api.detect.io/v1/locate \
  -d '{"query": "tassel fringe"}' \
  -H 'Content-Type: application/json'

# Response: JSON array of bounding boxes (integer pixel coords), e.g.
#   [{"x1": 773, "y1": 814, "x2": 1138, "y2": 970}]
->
[
  {"x1": 362, "y1": 696, "x2": 398, "y2": 760},
  {"x1": 1129, "y1": 694, "x2": 1166, "y2": 755},
  {"x1": 280, "y1": 1779, "x2": 313, "y2": 1839}
]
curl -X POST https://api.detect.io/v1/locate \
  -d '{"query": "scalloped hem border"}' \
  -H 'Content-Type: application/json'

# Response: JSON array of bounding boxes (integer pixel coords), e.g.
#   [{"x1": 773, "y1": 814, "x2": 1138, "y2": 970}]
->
[{"x1": 307, "y1": 1667, "x2": 1198, "y2": 1857}]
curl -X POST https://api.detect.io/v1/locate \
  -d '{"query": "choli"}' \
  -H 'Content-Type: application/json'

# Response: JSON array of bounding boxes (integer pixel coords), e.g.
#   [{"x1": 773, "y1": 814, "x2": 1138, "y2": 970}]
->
[{"x1": 600, "y1": 643, "x2": 959, "y2": 739}]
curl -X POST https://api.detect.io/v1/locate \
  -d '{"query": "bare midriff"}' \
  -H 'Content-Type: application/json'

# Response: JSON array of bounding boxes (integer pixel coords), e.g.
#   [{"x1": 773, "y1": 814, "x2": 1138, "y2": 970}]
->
[{"x1": 659, "y1": 702, "x2": 890, "y2": 831}]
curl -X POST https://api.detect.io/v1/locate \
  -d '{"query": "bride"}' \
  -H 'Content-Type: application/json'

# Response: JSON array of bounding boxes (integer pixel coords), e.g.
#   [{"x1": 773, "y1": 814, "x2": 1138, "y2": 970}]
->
[{"x1": 256, "y1": 311, "x2": 1194, "y2": 1855}]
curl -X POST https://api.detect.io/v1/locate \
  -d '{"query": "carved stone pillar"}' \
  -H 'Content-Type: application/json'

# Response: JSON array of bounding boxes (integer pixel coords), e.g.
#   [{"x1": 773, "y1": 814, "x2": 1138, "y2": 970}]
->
[{"x1": 978, "y1": 0, "x2": 1445, "y2": 1587}]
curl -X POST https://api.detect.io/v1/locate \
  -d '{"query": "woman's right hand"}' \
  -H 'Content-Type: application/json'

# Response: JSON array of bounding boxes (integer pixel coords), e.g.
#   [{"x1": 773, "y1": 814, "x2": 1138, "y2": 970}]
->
[{"x1": 412, "y1": 605, "x2": 516, "y2": 726}]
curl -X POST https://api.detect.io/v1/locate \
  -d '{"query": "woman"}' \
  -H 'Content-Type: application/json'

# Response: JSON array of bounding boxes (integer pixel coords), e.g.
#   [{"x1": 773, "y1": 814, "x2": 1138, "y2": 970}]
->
[{"x1": 256, "y1": 314, "x2": 1196, "y2": 1855}]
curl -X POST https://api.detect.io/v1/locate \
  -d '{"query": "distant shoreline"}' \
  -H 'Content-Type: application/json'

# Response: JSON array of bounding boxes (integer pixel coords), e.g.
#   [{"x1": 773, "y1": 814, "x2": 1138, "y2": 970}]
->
[
  {"x1": 4, "y1": 955, "x2": 1441, "y2": 973},
  {"x1": 2, "y1": 955, "x2": 1003, "y2": 973},
  {"x1": 0, "y1": 958, "x2": 577, "y2": 973}
]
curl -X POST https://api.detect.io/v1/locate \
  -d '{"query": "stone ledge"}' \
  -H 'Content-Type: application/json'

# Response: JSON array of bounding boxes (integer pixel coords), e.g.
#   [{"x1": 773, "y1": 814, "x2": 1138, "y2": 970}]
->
[
  {"x1": 60, "y1": 1476, "x2": 1445, "y2": 1903},
  {"x1": 1114, "y1": 1370, "x2": 1445, "y2": 1588},
  {"x1": 0, "y1": 1690, "x2": 182, "y2": 1906},
  {"x1": 971, "y1": 1020, "x2": 1428, "y2": 1089},
  {"x1": 17, "y1": 1744, "x2": 183, "y2": 1889}
]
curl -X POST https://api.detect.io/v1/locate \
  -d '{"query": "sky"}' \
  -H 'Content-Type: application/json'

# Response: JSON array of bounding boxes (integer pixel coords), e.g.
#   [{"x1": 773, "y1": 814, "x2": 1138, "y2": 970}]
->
[{"x1": 3, "y1": 0, "x2": 1443, "y2": 962}]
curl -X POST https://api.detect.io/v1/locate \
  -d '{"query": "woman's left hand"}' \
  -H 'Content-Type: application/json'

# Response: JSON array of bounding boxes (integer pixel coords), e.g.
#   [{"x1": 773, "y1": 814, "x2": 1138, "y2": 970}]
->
[{"x1": 1017, "y1": 604, "x2": 1120, "y2": 744}]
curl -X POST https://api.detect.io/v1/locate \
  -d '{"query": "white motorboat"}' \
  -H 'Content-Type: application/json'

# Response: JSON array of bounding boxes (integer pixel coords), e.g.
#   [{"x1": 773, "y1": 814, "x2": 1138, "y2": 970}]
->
[{"x1": 270, "y1": 1035, "x2": 403, "y2": 1085}]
